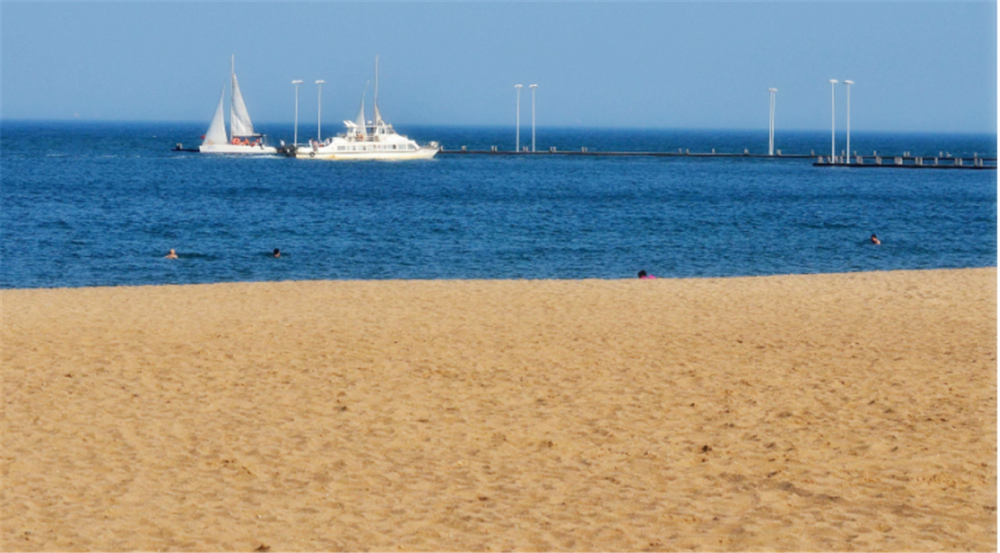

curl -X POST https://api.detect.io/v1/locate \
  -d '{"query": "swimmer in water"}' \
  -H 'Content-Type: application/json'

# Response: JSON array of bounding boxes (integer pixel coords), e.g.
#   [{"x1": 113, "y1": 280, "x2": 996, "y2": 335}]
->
[
  {"x1": 165, "y1": 248, "x2": 178, "y2": 259},
  {"x1": 871, "y1": 234, "x2": 881, "y2": 245},
  {"x1": 273, "y1": 248, "x2": 281, "y2": 258}
]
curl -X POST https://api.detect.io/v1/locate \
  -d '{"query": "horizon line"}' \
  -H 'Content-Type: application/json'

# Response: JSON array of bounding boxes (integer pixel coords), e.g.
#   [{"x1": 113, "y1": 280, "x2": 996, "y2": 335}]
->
[{"x1": 2, "y1": 118, "x2": 996, "y2": 137}]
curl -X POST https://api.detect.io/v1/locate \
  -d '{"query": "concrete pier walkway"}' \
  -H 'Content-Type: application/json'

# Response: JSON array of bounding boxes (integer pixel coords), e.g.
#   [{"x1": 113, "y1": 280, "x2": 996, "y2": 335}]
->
[
  {"x1": 813, "y1": 154, "x2": 996, "y2": 170},
  {"x1": 437, "y1": 148, "x2": 996, "y2": 169}
]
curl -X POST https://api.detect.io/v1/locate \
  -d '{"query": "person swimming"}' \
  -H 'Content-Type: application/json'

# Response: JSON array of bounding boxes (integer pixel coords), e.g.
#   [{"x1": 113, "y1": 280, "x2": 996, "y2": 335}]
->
[
  {"x1": 871, "y1": 234, "x2": 881, "y2": 245},
  {"x1": 165, "y1": 248, "x2": 178, "y2": 259},
  {"x1": 273, "y1": 248, "x2": 281, "y2": 258}
]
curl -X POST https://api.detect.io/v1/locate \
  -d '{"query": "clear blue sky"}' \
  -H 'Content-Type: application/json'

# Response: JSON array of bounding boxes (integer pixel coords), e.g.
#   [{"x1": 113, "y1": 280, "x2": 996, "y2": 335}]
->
[{"x1": 2, "y1": 2, "x2": 996, "y2": 133}]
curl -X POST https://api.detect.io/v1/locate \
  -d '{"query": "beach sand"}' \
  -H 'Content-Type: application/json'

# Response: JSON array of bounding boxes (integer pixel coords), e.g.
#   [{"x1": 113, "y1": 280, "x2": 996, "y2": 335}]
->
[{"x1": 2, "y1": 268, "x2": 996, "y2": 552}]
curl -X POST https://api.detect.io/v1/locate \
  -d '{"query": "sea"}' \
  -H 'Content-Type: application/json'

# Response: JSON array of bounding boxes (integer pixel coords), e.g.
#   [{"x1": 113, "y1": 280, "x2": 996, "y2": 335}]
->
[{"x1": 1, "y1": 121, "x2": 996, "y2": 289}]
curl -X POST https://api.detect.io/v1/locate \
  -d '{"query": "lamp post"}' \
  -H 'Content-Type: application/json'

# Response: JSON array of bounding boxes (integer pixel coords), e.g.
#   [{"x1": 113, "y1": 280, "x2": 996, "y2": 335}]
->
[
  {"x1": 844, "y1": 80, "x2": 854, "y2": 164},
  {"x1": 292, "y1": 80, "x2": 303, "y2": 145},
  {"x1": 529, "y1": 84, "x2": 538, "y2": 153},
  {"x1": 316, "y1": 79, "x2": 325, "y2": 142},
  {"x1": 768, "y1": 88, "x2": 777, "y2": 156},
  {"x1": 829, "y1": 79, "x2": 838, "y2": 162},
  {"x1": 514, "y1": 84, "x2": 523, "y2": 152}
]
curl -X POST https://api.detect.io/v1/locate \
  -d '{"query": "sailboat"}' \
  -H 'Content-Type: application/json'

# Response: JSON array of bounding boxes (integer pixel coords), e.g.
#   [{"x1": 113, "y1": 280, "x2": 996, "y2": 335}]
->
[
  {"x1": 199, "y1": 56, "x2": 277, "y2": 154},
  {"x1": 294, "y1": 56, "x2": 438, "y2": 161}
]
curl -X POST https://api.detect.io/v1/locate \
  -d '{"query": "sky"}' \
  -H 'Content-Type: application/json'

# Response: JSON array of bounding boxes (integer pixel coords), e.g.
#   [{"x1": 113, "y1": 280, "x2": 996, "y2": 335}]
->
[{"x1": 2, "y1": 2, "x2": 997, "y2": 133}]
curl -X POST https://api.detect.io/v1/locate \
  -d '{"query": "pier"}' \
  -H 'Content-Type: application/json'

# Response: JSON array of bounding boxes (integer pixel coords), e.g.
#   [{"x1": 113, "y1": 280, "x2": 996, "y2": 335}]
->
[
  {"x1": 438, "y1": 147, "x2": 997, "y2": 169},
  {"x1": 439, "y1": 147, "x2": 815, "y2": 159},
  {"x1": 813, "y1": 154, "x2": 996, "y2": 170}
]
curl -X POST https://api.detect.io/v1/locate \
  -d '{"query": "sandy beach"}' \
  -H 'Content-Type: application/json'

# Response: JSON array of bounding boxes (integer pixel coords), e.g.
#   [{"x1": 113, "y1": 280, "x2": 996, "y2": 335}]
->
[{"x1": 1, "y1": 268, "x2": 995, "y2": 552}]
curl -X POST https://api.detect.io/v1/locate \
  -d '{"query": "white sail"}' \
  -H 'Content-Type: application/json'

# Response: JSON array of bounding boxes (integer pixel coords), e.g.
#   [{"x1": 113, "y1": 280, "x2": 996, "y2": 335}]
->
[
  {"x1": 230, "y1": 57, "x2": 254, "y2": 137},
  {"x1": 203, "y1": 85, "x2": 227, "y2": 146},
  {"x1": 354, "y1": 92, "x2": 368, "y2": 136}
]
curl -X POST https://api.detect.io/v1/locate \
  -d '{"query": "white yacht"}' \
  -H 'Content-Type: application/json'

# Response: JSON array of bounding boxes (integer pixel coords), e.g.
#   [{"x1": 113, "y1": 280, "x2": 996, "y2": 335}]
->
[
  {"x1": 295, "y1": 57, "x2": 438, "y2": 161},
  {"x1": 199, "y1": 56, "x2": 277, "y2": 154}
]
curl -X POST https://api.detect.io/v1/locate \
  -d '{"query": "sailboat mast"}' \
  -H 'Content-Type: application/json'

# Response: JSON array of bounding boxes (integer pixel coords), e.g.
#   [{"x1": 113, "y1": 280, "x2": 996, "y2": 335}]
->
[
  {"x1": 373, "y1": 55, "x2": 383, "y2": 128},
  {"x1": 229, "y1": 54, "x2": 235, "y2": 141}
]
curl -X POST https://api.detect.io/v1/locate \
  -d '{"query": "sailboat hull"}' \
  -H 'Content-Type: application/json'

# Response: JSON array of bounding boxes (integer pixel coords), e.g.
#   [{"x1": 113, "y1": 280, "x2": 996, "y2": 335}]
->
[{"x1": 199, "y1": 144, "x2": 277, "y2": 154}]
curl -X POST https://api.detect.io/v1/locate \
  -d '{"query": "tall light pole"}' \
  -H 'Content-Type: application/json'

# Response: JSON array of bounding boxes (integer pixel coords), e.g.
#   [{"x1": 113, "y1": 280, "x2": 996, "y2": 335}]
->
[
  {"x1": 292, "y1": 79, "x2": 303, "y2": 145},
  {"x1": 768, "y1": 88, "x2": 777, "y2": 156},
  {"x1": 529, "y1": 84, "x2": 538, "y2": 153},
  {"x1": 315, "y1": 80, "x2": 325, "y2": 142},
  {"x1": 514, "y1": 84, "x2": 523, "y2": 152},
  {"x1": 844, "y1": 80, "x2": 854, "y2": 164},
  {"x1": 829, "y1": 79, "x2": 838, "y2": 162}
]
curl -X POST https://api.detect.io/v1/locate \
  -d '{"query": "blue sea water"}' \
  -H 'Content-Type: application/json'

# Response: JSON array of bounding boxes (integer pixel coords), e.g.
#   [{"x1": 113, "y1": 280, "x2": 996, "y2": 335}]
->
[{"x1": 1, "y1": 121, "x2": 996, "y2": 289}]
